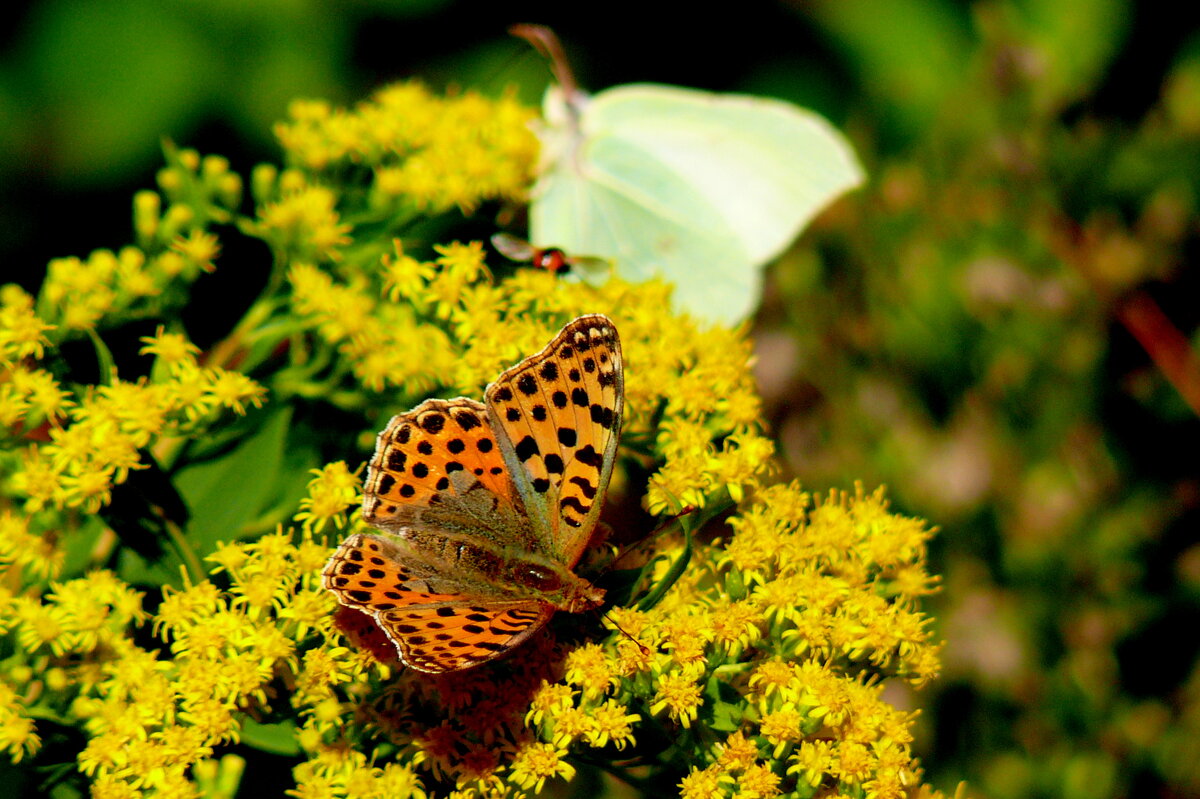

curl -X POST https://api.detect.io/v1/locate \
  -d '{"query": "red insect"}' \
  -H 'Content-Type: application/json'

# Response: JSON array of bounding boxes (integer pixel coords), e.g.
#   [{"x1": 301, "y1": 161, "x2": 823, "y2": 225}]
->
[{"x1": 491, "y1": 233, "x2": 609, "y2": 278}]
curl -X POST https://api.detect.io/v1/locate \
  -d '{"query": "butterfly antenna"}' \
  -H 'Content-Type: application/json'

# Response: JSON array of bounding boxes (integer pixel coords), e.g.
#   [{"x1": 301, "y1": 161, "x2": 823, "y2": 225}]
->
[
  {"x1": 509, "y1": 24, "x2": 580, "y2": 101},
  {"x1": 601, "y1": 611, "x2": 651, "y2": 658},
  {"x1": 608, "y1": 504, "x2": 697, "y2": 572}
]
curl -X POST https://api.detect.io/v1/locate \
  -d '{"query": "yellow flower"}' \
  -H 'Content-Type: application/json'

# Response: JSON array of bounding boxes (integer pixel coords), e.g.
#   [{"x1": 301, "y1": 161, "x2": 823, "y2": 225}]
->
[
  {"x1": 661, "y1": 610, "x2": 714, "y2": 665},
  {"x1": 747, "y1": 659, "x2": 801, "y2": 709},
  {"x1": 10, "y1": 445, "x2": 59, "y2": 512},
  {"x1": 8, "y1": 366, "x2": 71, "y2": 423},
  {"x1": 787, "y1": 738, "x2": 834, "y2": 787},
  {"x1": 0, "y1": 288, "x2": 55, "y2": 364},
  {"x1": 759, "y1": 703, "x2": 806, "y2": 758},
  {"x1": 709, "y1": 599, "x2": 764, "y2": 656},
  {"x1": 294, "y1": 462, "x2": 359, "y2": 534},
  {"x1": 295, "y1": 648, "x2": 354, "y2": 708},
  {"x1": 381, "y1": 239, "x2": 436, "y2": 306},
  {"x1": 562, "y1": 643, "x2": 619, "y2": 699},
  {"x1": 525, "y1": 681, "x2": 575, "y2": 728},
  {"x1": 739, "y1": 762, "x2": 783, "y2": 798},
  {"x1": 545, "y1": 703, "x2": 593, "y2": 747},
  {"x1": 680, "y1": 765, "x2": 726, "y2": 799},
  {"x1": 0, "y1": 510, "x2": 64, "y2": 578},
  {"x1": 833, "y1": 740, "x2": 875, "y2": 785},
  {"x1": 714, "y1": 730, "x2": 759, "y2": 771},
  {"x1": 507, "y1": 741, "x2": 575, "y2": 793},
  {"x1": 0, "y1": 681, "x2": 40, "y2": 763},
  {"x1": 276, "y1": 81, "x2": 536, "y2": 214},
  {"x1": 258, "y1": 185, "x2": 352, "y2": 262},
  {"x1": 434, "y1": 240, "x2": 489, "y2": 283},
  {"x1": 584, "y1": 700, "x2": 639, "y2": 750},
  {"x1": 140, "y1": 326, "x2": 201, "y2": 366},
  {"x1": 205, "y1": 369, "x2": 267, "y2": 415},
  {"x1": 650, "y1": 666, "x2": 704, "y2": 728}
]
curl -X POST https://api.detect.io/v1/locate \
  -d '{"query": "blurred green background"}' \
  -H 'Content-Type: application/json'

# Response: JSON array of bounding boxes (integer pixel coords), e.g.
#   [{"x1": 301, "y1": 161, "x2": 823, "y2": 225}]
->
[{"x1": 6, "y1": 1, "x2": 1200, "y2": 796}]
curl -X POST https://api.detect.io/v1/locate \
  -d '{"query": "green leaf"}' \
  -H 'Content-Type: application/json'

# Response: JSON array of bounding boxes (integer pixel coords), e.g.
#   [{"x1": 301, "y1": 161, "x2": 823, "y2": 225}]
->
[
  {"x1": 174, "y1": 406, "x2": 293, "y2": 554},
  {"x1": 704, "y1": 675, "x2": 747, "y2": 733},
  {"x1": 239, "y1": 718, "x2": 300, "y2": 757}
]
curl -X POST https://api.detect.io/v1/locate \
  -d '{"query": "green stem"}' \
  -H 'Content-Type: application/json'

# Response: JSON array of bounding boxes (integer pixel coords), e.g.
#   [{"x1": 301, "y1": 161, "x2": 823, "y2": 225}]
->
[
  {"x1": 569, "y1": 756, "x2": 650, "y2": 792},
  {"x1": 637, "y1": 521, "x2": 692, "y2": 613},
  {"x1": 87, "y1": 328, "x2": 116, "y2": 384},
  {"x1": 163, "y1": 517, "x2": 205, "y2": 585},
  {"x1": 636, "y1": 496, "x2": 734, "y2": 612}
]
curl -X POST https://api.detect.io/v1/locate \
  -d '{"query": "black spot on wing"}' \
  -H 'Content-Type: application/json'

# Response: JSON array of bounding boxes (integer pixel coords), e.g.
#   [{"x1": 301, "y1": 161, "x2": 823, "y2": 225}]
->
[
  {"x1": 569, "y1": 475, "x2": 597, "y2": 498},
  {"x1": 576, "y1": 445, "x2": 602, "y2": 468},
  {"x1": 590, "y1": 403, "x2": 615, "y2": 429},
  {"x1": 454, "y1": 411, "x2": 481, "y2": 430},
  {"x1": 517, "y1": 373, "x2": 538, "y2": 395},
  {"x1": 515, "y1": 435, "x2": 539, "y2": 461}
]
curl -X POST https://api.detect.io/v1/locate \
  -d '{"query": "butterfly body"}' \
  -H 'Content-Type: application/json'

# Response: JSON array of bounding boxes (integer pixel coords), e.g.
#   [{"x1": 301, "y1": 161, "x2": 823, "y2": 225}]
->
[{"x1": 324, "y1": 315, "x2": 622, "y2": 673}]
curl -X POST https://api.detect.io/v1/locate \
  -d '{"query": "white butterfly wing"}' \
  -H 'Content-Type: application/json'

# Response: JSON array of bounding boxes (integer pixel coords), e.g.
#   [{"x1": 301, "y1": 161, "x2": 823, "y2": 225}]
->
[{"x1": 531, "y1": 83, "x2": 864, "y2": 323}]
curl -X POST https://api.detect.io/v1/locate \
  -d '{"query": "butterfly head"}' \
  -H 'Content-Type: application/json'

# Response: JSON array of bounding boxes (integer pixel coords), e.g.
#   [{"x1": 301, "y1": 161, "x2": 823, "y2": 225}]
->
[{"x1": 508, "y1": 559, "x2": 606, "y2": 613}]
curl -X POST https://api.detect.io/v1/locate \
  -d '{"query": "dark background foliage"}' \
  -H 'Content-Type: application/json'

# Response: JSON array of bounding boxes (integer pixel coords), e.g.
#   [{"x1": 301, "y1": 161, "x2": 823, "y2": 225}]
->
[{"x1": 6, "y1": 1, "x2": 1200, "y2": 796}]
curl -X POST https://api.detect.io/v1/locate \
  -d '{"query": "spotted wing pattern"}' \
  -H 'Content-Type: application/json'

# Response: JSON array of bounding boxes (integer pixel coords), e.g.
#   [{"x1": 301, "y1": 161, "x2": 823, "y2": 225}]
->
[
  {"x1": 376, "y1": 603, "x2": 554, "y2": 673},
  {"x1": 359, "y1": 398, "x2": 546, "y2": 555},
  {"x1": 323, "y1": 316, "x2": 623, "y2": 673},
  {"x1": 362, "y1": 398, "x2": 513, "y2": 527},
  {"x1": 323, "y1": 532, "x2": 555, "y2": 672},
  {"x1": 485, "y1": 315, "x2": 623, "y2": 566}
]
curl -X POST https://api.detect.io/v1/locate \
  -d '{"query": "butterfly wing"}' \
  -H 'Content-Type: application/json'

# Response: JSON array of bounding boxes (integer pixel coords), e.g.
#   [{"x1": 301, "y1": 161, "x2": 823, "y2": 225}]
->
[
  {"x1": 323, "y1": 531, "x2": 554, "y2": 672},
  {"x1": 484, "y1": 315, "x2": 623, "y2": 567},
  {"x1": 360, "y1": 397, "x2": 540, "y2": 554},
  {"x1": 376, "y1": 603, "x2": 554, "y2": 673},
  {"x1": 327, "y1": 397, "x2": 563, "y2": 672},
  {"x1": 531, "y1": 83, "x2": 864, "y2": 323}
]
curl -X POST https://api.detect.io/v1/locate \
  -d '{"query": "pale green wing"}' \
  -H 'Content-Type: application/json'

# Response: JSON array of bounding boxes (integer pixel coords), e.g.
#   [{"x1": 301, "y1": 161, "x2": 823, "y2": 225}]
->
[{"x1": 531, "y1": 83, "x2": 864, "y2": 323}]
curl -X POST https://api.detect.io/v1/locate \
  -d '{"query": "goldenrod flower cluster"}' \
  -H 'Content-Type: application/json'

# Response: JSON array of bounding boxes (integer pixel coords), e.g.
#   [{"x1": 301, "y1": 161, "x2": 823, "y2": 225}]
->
[
  {"x1": 0, "y1": 80, "x2": 955, "y2": 798},
  {"x1": 274, "y1": 82, "x2": 538, "y2": 215}
]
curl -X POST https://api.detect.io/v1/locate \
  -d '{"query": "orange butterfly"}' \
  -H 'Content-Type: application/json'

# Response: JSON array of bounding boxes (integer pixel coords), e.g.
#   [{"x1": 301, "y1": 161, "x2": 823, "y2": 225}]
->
[{"x1": 323, "y1": 315, "x2": 623, "y2": 672}]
